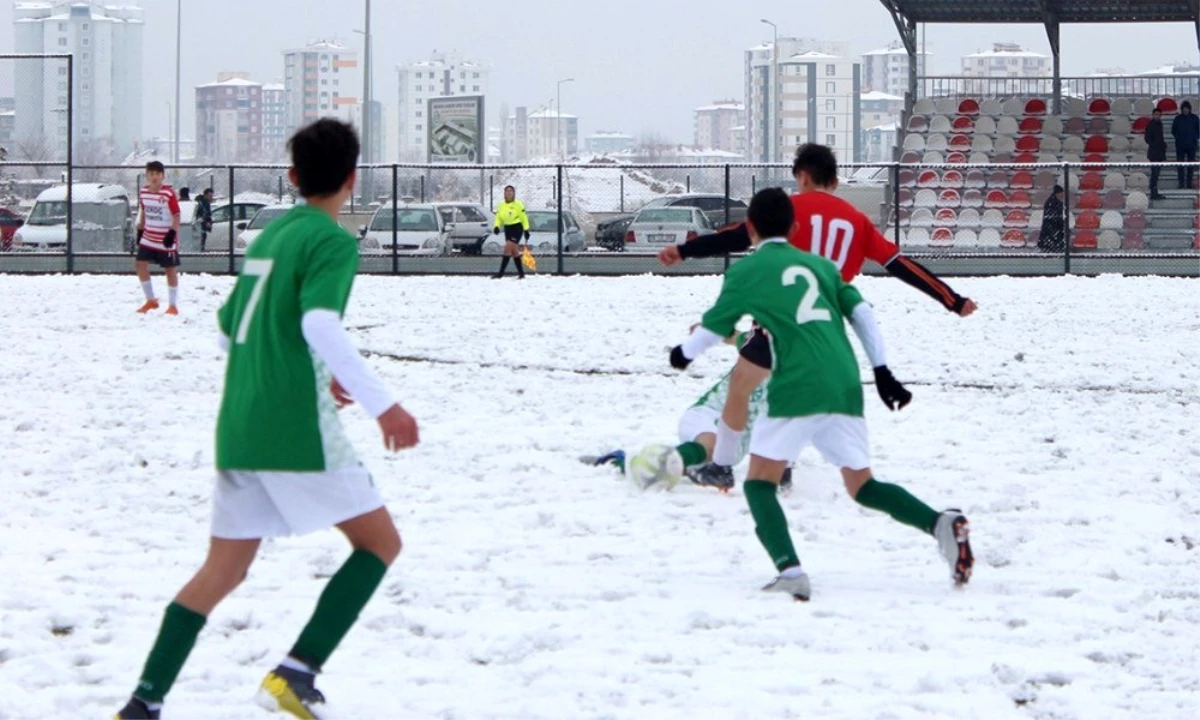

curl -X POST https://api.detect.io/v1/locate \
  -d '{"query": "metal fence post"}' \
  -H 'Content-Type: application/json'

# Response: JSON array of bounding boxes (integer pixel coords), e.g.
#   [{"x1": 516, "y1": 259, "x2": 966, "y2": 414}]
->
[
  {"x1": 556, "y1": 164, "x2": 564, "y2": 275},
  {"x1": 723, "y1": 164, "x2": 732, "y2": 226},
  {"x1": 420, "y1": 174, "x2": 426, "y2": 203},
  {"x1": 391, "y1": 164, "x2": 399, "y2": 275},
  {"x1": 489, "y1": 174, "x2": 494, "y2": 211},
  {"x1": 686, "y1": 174, "x2": 691, "y2": 193},
  {"x1": 620, "y1": 174, "x2": 624, "y2": 213},
  {"x1": 892, "y1": 162, "x2": 901, "y2": 249},
  {"x1": 227, "y1": 166, "x2": 236, "y2": 275},
  {"x1": 1062, "y1": 163, "x2": 1072, "y2": 275},
  {"x1": 66, "y1": 55, "x2": 74, "y2": 274}
]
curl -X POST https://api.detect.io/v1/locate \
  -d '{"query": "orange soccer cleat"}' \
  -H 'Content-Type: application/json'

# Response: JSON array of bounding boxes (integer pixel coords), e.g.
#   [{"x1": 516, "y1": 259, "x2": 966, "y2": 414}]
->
[
  {"x1": 136, "y1": 299, "x2": 160, "y2": 314},
  {"x1": 164, "y1": 306, "x2": 179, "y2": 316}
]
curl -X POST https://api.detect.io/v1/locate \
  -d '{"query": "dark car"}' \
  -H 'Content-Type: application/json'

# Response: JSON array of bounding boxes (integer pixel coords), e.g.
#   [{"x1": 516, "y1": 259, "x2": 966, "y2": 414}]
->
[
  {"x1": 595, "y1": 194, "x2": 748, "y2": 251},
  {"x1": 0, "y1": 207, "x2": 25, "y2": 251}
]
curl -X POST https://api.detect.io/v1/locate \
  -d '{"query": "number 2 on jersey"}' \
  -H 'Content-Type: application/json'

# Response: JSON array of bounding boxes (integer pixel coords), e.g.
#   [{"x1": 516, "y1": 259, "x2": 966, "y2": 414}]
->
[
  {"x1": 782, "y1": 266, "x2": 831, "y2": 325},
  {"x1": 235, "y1": 259, "x2": 274, "y2": 344},
  {"x1": 809, "y1": 215, "x2": 855, "y2": 270}
]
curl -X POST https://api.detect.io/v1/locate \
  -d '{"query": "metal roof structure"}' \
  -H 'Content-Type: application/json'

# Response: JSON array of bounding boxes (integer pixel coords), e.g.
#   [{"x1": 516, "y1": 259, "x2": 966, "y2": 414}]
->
[{"x1": 878, "y1": 0, "x2": 1200, "y2": 106}]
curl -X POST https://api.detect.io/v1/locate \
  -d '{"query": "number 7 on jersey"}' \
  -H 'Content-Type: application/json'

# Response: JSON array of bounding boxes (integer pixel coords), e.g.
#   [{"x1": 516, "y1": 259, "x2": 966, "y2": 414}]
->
[{"x1": 235, "y1": 259, "x2": 274, "y2": 344}]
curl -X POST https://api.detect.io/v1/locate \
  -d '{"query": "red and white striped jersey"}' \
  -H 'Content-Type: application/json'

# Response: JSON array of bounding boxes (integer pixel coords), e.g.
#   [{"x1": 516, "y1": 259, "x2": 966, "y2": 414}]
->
[{"x1": 138, "y1": 184, "x2": 181, "y2": 251}]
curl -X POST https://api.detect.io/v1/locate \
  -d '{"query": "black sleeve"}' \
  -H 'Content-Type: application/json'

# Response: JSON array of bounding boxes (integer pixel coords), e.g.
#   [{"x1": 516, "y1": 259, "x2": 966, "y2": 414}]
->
[
  {"x1": 884, "y1": 254, "x2": 969, "y2": 314},
  {"x1": 677, "y1": 223, "x2": 752, "y2": 259},
  {"x1": 737, "y1": 327, "x2": 773, "y2": 370}
]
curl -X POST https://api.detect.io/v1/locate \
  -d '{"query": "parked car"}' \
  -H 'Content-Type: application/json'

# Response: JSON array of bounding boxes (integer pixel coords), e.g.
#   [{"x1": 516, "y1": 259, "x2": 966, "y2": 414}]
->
[
  {"x1": 359, "y1": 203, "x2": 453, "y2": 255},
  {"x1": 0, "y1": 207, "x2": 25, "y2": 251},
  {"x1": 430, "y1": 202, "x2": 493, "y2": 254},
  {"x1": 235, "y1": 204, "x2": 294, "y2": 250},
  {"x1": 11, "y1": 183, "x2": 132, "y2": 252},
  {"x1": 204, "y1": 201, "x2": 269, "y2": 252},
  {"x1": 595, "y1": 215, "x2": 633, "y2": 252},
  {"x1": 624, "y1": 206, "x2": 713, "y2": 249},
  {"x1": 480, "y1": 210, "x2": 586, "y2": 255},
  {"x1": 595, "y1": 194, "x2": 747, "y2": 251}
]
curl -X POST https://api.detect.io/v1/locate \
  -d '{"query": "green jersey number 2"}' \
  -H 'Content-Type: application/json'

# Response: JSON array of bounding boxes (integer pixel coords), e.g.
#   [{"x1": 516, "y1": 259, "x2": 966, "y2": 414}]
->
[
  {"x1": 236, "y1": 259, "x2": 275, "y2": 344},
  {"x1": 782, "y1": 266, "x2": 831, "y2": 325}
]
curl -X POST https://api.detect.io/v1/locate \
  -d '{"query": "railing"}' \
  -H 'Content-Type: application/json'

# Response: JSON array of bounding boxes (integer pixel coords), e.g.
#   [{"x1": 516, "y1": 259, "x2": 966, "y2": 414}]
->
[
  {"x1": 918, "y1": 75, "x2": 1200, "y2": 100},
  {"x1": 0, "y1": 161, "x2": 1196, "y2": 278}
]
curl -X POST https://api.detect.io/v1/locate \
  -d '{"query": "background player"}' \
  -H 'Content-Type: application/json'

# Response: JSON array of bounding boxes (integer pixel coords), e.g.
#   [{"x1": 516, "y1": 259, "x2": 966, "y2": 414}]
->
[
  {"x1": 115, "y1": 119, "x2": 420, "y2": 720},
  {"x1": 668, "y1": 187, "x2": 973, "y2": 600},
  {"x1": 134, "y1": 161, "x2": 182, "y2": 315}
]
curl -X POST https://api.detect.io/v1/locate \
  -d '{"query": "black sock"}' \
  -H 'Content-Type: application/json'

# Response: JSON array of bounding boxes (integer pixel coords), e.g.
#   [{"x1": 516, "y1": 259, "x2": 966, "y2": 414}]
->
[{"x1": 498, "y1": 256, "x2": 510, "y2": 275}]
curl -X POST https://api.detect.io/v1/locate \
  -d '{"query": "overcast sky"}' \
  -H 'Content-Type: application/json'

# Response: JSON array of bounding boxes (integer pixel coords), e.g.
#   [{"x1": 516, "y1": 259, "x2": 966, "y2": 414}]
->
[{"x1": 3, "y1": 0, "x2": 1198, "y2": 144}]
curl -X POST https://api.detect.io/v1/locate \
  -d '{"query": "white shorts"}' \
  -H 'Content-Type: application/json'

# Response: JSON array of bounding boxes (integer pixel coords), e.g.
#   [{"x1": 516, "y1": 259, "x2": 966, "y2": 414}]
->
[
  {"x1": 211, "y1": 467, "x2": 385, "y2": 540},
  {"x1": 748, "y1": 415, "x2": 871, "y2": 470},
  {"x1": 677, "y1": 405, "x2": 751, "y2": 465}
]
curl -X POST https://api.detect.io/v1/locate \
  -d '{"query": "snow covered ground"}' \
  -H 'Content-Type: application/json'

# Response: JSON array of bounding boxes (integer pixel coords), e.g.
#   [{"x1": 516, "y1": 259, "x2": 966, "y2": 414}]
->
[{"x1": 0, "y1": 273, "x2": 1197, "y2": 720}]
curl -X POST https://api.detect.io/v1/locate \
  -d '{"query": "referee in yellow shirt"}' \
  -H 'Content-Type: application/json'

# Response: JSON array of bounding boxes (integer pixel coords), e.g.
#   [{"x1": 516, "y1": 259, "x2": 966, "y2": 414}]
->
[{"x1": 492, "y1": 184, "x2": 531, "y2": 279}]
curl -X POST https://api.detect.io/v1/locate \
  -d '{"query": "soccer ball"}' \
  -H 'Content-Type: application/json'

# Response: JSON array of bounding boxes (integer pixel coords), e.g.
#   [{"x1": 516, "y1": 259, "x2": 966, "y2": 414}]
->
[{"x1": 627, "y1": 444, "x2": 684, "y2": 491}]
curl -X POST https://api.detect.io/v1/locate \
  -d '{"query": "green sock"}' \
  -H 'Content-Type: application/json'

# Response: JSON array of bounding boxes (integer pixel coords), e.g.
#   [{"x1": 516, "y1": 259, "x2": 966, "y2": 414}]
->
[
  {"x1": 134, "y1": 602, "x2": 207, "y2": 703},
  {"x1": 743, "y1": 480, "x2": 800, "y2": 571},
  {"x1": 675, "y1": 441, "x2": 708, "y2": 467},
  {"x1": 289, "y1": 549, "x2": 388, "y2": 671},
  {"x1": 854, "y1": 478, "x2": 940, "y2": 535}
]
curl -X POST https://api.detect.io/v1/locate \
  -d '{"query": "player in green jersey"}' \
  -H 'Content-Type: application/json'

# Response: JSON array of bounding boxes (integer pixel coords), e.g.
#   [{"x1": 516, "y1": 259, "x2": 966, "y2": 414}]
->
[
  {"x1": 667, "y1": 187, "x2": 973, "y2": 601},
  {"x1": 116, "y1": 119, "x2": 420, "y2": 720}
]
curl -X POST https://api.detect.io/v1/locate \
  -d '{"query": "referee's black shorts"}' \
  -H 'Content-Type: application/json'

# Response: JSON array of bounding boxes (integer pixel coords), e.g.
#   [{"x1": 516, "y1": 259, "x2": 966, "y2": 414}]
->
[{"x1": 503, "y1": 223, "x2": 525, "y2": 242}]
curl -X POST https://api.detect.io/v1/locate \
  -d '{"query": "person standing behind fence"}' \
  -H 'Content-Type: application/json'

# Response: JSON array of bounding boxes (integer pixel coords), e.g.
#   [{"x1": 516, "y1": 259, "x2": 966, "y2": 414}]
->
[
  {"x1": 1171, "y1": 100, "x2": 1199, "y2": 190},
  {"x1": 135, "y1": 161, "x2": 182, "y2": 315},
  {"x1": 1146, "y1": 109, "x2": 1168, "y2": 200},
  {"x1": 196, "y1": 188, "x2": 214, "y2": 252},
  {"x1": 1037, "y1": 184, "x2": 1066, "y2": 253},
  {"x1": 491, "y1": 184, "x2": 530, "y2": 279}
]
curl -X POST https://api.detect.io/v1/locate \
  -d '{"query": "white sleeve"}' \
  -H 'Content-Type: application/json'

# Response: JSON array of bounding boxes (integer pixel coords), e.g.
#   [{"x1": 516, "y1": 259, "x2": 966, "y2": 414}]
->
[
  {"x1": 681, "y1": 326, "x2": 727, "y2": 360},
  {"x1": 848, "y1": 303, "x2": 888, "y2": 368},
  {"x1": 300, "y1": 309, "x2": 397, "y2": 418},
  {"x1": 218, "y1": 332, "x2": 230, "y2": 353}
]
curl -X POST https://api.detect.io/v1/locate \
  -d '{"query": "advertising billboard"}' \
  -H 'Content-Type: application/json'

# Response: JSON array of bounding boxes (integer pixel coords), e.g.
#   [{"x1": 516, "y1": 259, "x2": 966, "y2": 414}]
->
[{"x1": 428, "y1": 95, "x2": 484, "y2": 164}]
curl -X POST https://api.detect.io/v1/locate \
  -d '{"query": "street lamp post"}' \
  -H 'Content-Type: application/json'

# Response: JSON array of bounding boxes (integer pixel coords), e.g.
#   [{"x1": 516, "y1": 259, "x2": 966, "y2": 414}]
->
[
  {"x1": 760, "y1": 19, "x2": 778, "y2": 165},
  {"x1": 174, "y1": 0, "x2": 182, "y2": 163},
  {"x1": 556, "y1": 77, "x2": 574, "y2": 161},
  {"x1": 165, "y1": 101, "x2": 172, "y2": 157}
]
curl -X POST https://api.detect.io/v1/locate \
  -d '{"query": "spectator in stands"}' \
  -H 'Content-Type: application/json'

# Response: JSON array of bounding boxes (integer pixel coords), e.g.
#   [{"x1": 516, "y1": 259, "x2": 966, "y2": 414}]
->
[
  {"x1": 1171, "y1": 100, "x2": 1199, "y2": 189},
  {"x1": 178, "y1": 187, "x2": 191, "y2": 202},
  {"x1": 1037, "y1": 185, "x2": 1065, "y2": 253},
  {"x1": 1146, "y1": 109, "x2": 1167, "y2": 200}
]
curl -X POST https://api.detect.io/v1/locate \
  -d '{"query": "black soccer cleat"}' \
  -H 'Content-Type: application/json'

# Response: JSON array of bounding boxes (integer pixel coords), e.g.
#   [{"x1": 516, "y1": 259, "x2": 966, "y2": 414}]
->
[
  {"x1": 257, "y1": 664, "x2": 327, "y2": 719},
  {"x1": 115, "y1": 697, "x2": 160, "y2": 720},
  {"x1": 780, "y1": 465, "x2": 794, "y2": 495},
  {"x1": 686, "y1": 462, "x2": 735, "y2": 491}
]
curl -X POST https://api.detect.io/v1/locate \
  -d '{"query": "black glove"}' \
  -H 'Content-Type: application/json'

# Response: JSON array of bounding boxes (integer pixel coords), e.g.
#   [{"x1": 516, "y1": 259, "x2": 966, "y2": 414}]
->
[
  {"x1": 162, "y1": 229, "x2": 177, "y2": 249},
  {"x1": 493, "y1": 227, "x2": 501, "y2": 235},
  {"x1": 524, "y1": 230, "x2": 531, "y2": 241},
  {"x1": 669, "y1": 345, "x2": 692, "y2": 371},
  {"x1": 873, "y1": 366, "x2": 912, "y2": 411}
]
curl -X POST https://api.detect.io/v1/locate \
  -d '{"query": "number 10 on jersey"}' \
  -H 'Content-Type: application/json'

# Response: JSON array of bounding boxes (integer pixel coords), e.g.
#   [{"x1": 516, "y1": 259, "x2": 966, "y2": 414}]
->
[{"x1": 810, "y1": 215, "x2": 854, "y2": 270}]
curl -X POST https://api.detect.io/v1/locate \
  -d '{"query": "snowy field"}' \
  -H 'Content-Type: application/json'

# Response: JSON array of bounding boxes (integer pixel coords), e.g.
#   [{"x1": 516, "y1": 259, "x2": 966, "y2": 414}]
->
[{"x1": 0, "y1": 272, "x2": 1197, "y2": 720}]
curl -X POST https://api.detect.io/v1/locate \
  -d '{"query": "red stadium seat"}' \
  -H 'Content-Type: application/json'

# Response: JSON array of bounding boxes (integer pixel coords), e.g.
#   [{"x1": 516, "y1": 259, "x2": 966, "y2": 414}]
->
[
  {"x1": 917, "y1": 170, "x2": 940, "y2": 188},
  {"x1": 930, "y1": 227, "x2": 955, "y2": 247},
  {"x1": 1019, "y1": 117, "x2": 1043, "y2": 134},
  {"x1": 1073, "y1": 230, "x2": 1099, "y2": 249},
  {"x1": 1015, "y1": 152, "x2": 1037, "y2": 164},
  {"x1": 1009, "y1": 190, "x2": 1032, "y2": 208},
  {"x1": 1132, "y1": 117, "x2": 1150, "y2": 134},
  {"x1": 938, "y1": 190, "x2": 962, "y2": 208},
  {"x1": 942, "y1": 170, "x2": 965, "y2": 188},
  {"x1": 1025, "y1": 98, "x2": 1048, "y2": 116},
  {"x1": 952, "y1": 115, "x2": 975, "y2": 131},
  {"x1": 947, "y1": 151, "x2": 968, "y2": 164},
  {"x1": 1011, "y1": 171, "x2": 1035, "y2": 189},
  {"x1": 1088, "y1": 98, "x2": 1112, "y2": 116},
  {"x1": 1157, "y1": 97, "x2": 1179, "y2": 114},
  {"x1": 934, "y1": 207, "x2": 958, "y2": 226},
  {"x1": 1076, "y1": 211, "x2": 1102, "y2": 230},
  {"x1": 1077, "y1": 191, "x2": 1103, "y2": 210},
  {"x1": 1083, "y1": 154, "x2": 1107, "y2": 171},
  {"x1": 985, "y1": 189, "x2": 1009, "y2": 208},
  {"x1": 1084, "y1": 136, "x2": 1109, "y2": 154},
  {"x1": 949, "y1": 134, "x2": 972, "y2": 150},
  {"x1": 1002, "y1": 229, "x2": 1028, "y2": 247},
  {"x1": 958, "y1": 98, "x2": 981, "y2": 116},
  {"x1": 1079, "y1": 172, "x2": 1105, "y2": 191},
  {"x1": 1016, "y1": 135, "x2": 1041, "y2": 153},
  {"x1": 1004, "y1": 209, "x2": 1030, "y2": 227}
]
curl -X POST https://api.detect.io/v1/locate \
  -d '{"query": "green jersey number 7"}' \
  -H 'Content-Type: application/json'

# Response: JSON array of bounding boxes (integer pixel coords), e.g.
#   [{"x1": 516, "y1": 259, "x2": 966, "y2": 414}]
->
[
  {"x1": 235, "y1": 259, "x2": 275, "y2": 344},
  {"x1": 782, "y1": 265, "x2": 832, "y2": 325}
]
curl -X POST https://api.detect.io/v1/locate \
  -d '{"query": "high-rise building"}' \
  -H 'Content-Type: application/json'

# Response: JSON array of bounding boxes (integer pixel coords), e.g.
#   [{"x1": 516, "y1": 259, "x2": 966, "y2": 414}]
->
[
  {"x1": 962, "y1": 43, "x2": 1050, "y2": 78},
  {"x1": 396, "y1": 52, "x2": 489, "y2": 161},
  {"x1": 585, "y1": 131, "x2": 636, "y2": 156},
  {"x1": 501, "y1": 106, "x2": 578, "y2": 162},
  {"x1": 862, "y1": 42, "x2": 930, "y2": 98},
  {"x1": 746, "y1": 39, "x2": 862, "y2": 164},
  {"x1": 12, "y1": 1, "x2": 143, "y2": 159},
  {"x1": 261, "y1": 82, "x2": 287, "y2": 159},
  {"x1": 694, "y1": 100, "x2": 745, "y2": 153},
  {"x1": 0, "y1": 97, "x2": 15, "y2": 149},
  {"x1": 194, "y1": 73, "x2": 262, "y2": 163},
  {"x1": 282, "y1": 41, "x2": 360, "y2": 136}
]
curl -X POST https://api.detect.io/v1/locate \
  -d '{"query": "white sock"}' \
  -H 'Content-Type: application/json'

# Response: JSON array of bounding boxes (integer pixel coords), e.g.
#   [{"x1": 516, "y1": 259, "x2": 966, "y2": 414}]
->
[
  {"x1": 280, "y1": 656, "x2": 314, "y2": 674},
  {"x1": 168, "y1": 286, "x2": 178, "y2": 307},
  {"x1": 712, "y1": 419, "x2": 744, "y2": 467},
  {"x1": 141, "y1": 280, "x2": 155, "y2": 301},
  {"x1": 781, "y1": 565, "x2": 806, "y2": 578}
]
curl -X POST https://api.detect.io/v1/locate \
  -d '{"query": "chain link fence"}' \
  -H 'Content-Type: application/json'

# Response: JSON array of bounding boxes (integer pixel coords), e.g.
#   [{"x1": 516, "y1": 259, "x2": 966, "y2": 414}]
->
[{"x1": 1, "y1": 160, "x2": 1196, "y2": 276}]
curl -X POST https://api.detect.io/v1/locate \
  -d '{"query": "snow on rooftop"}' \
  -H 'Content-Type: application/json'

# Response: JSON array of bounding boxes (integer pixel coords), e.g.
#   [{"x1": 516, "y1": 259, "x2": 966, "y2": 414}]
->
[
  {"x1": 695, "y1": 102, "x2": 744, "y2": 112},
  {"x1": 196, "y1": 77, "x2": 262, "y2": 89},
  {"x1": 860, "y1": 91, "x2": 904, "y2": 102}
]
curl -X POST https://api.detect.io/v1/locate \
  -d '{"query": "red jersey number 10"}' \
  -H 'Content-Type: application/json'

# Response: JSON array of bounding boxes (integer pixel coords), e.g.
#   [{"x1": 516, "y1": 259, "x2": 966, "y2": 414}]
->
[{"x1": 809, "y1": 215, "x2": 855, "y2": 270}]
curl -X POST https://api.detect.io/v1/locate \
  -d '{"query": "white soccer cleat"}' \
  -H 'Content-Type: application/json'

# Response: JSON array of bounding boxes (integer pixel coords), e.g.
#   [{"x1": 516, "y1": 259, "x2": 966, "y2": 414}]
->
[
  {"x1": 627, "y1": 444, "x2": 684, "y2": 491},
  {"x1": 762, "y1": 568, "x2": 812, "y2": 602},
  {"x1": 933, "y1": 509, "x2": 974, "y2": 586}
]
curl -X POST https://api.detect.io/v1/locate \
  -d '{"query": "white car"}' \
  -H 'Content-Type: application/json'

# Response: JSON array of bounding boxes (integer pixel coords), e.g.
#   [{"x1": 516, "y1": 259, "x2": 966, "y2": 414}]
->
[
  {"x1": 235, "y1": 204, "x2": 294, "y2": 250},
  {"x1": 360, "y1": 204, "x2": 453, "y2": 255},
  {"x1": 624, "y1": 206, "x2": 713, "y2": 249},
  {"x1": 481, "y1": 211, "x2": 586, "y2": 255}
]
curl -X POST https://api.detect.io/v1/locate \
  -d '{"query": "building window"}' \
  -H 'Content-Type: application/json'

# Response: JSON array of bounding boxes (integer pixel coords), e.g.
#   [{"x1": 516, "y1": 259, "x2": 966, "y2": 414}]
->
[
  {"x1": 58, "y1": 37, "x2": 67, "y2": 47},
  {"x1": 82, "y1": 22, "x2": 89, "y2": 31},
  {"x1": 473, "y1": 72, "x2": 480, "y2": 78},
  {"x1": 416, "y1": 124, "x2": 422, "y2": 130},
  {"x1": 825, "y1": 99, "x2": 836, "y2": 111},
  {"x1": 825, "y1": 116, "x2": 836, "y2": 128},
  {"x1": 826, "y1": 134, "x2": 836, "y2": 145},
  {"x1": 472, "y1": 85, "x2": 480, "y2": 92},
  {"x1": 82, "y1": 38, "x2": 89, "y2": 46},
  {"x1": 825, "y1": 64, "x2": 836, "y2": 76},
  {"x1": 825, "y1": 81, "x2": 835, "y2": 93},
  {"x1": 58, "y1": 22, "x2": 66, "y2": 31}
]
